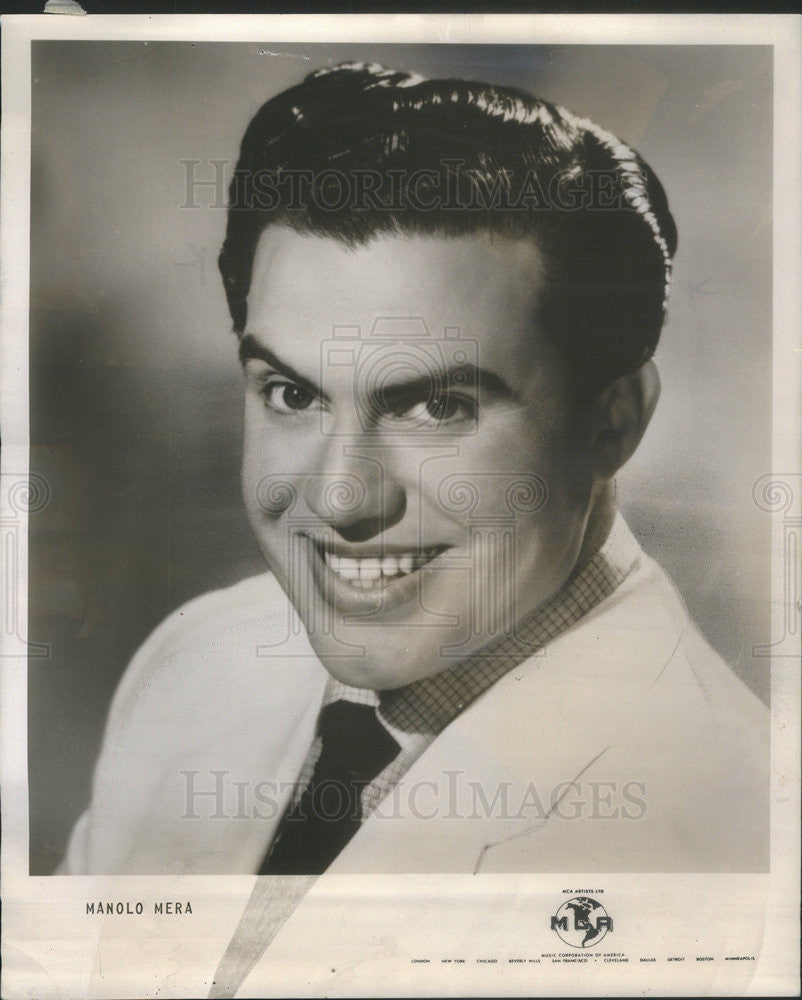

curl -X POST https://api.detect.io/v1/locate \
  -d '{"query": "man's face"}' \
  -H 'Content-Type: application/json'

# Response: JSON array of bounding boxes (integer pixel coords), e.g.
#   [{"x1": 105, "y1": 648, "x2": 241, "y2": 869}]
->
[{"x1": 241, "y1": 228, "x2": 597, "y2": 689}]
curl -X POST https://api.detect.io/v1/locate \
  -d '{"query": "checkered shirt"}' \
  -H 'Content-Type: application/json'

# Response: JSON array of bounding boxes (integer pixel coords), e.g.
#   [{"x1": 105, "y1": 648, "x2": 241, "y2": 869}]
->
[{"x1": 287, "y1": 513, "x2": 642, "y2": 821}]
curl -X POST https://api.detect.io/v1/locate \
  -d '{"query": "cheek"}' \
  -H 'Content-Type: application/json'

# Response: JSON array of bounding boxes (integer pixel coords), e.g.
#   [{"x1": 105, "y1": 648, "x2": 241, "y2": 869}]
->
[
  {"x1": 241, "y1": 401, "x2": 308, "y2": 492},
  {"x1": 440, "y1": 407, "x2": 573, "y2": 487},
  {"x1": 513, "y1": 397, "x2": 595, "y2": 500},
  {"x1": 453, "y1": 410, "x2": 593, "y2": 548},
  {"x1": 242, "y1": 395, "x2": 265, "y2": 457},
  {"x1": 241, "y1": 411, "x2": 265, "y2": 509},
  {"x1": 242, "y1": 408, "x2": 292, "y2": 531}
]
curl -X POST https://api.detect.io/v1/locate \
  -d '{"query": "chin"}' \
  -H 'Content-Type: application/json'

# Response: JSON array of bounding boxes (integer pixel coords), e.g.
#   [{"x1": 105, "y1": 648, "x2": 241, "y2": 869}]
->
[
  {"x1": 317, "y1": 655, "x2": 412, "y2": 692},
  {"x1": 309, "y1": 625, "x2": 455, "y2": 690}
]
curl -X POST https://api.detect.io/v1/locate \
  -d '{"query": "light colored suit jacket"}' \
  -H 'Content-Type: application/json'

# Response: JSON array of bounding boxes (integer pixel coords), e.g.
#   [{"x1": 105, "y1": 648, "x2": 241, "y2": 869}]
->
[{"x1": 61, "y1": 544, "x2": 768, "y2": 875}]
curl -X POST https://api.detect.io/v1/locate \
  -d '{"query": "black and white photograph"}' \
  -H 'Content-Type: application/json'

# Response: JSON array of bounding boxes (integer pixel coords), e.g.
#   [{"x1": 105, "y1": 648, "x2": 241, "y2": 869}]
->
[{"x1": 2, "y1": 13, "x2": 800, "y2": 999}]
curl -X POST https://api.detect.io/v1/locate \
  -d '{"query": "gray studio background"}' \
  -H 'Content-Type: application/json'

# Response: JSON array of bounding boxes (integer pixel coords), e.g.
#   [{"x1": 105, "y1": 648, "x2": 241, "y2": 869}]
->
[{"x1": 29, "y1": 42, "x2": 772, "y2": 873}]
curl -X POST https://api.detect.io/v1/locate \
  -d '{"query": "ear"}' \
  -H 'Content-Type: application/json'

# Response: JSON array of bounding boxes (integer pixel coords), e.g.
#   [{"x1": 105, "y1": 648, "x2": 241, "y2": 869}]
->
[{"x1": 592, "y1": 360, "x2": 661, "y2": 479}]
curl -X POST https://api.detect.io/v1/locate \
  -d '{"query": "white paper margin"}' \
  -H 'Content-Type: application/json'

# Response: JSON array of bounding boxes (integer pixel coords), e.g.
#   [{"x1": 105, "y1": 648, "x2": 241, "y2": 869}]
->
[{"x1": 1, "y1": 13, "x2": 800, "y2": 999}]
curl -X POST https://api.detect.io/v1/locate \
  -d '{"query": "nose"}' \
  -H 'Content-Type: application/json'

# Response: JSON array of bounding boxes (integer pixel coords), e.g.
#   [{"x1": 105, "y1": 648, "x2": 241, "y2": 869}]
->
[{"x1": 302, "y1": 438, "x2": 406, "y2": 543}]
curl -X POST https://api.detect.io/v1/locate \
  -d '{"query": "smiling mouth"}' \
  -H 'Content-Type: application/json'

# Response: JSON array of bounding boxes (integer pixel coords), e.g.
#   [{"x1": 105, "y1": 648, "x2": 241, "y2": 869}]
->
[{"x1": 314, "y1": 543, "x2": 446, "y2": 591}]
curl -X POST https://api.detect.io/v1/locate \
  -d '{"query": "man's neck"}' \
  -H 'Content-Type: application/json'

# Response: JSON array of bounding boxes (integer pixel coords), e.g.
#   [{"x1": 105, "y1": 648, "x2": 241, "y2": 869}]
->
[{"x1": 574, "y1": 482, "x2": 616, "y2": 577}]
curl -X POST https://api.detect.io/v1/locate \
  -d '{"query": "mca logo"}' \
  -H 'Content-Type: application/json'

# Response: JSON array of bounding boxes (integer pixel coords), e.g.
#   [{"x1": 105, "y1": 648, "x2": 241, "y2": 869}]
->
[{"x1": 550, "y1": 896, "x2": 613, "y2": 948}]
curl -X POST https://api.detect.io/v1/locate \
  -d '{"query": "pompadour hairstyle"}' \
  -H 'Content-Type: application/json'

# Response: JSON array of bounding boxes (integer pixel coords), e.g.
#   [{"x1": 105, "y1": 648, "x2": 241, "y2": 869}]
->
[{"x1": 219, "y1": 61, "x2": 677, "y2": 390}]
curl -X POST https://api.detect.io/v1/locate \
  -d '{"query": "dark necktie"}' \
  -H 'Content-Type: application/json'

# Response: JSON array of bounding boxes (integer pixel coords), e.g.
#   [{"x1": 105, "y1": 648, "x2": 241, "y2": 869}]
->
[{"x1": 259, "y1": 700, "x2": 401, "y2": 875}]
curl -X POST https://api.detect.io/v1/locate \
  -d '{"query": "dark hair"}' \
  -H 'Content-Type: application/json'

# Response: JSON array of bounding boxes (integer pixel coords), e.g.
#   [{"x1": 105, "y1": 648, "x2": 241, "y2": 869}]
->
[{"x1": 219, "y1": 61, "x2": 677, "y2": 390}]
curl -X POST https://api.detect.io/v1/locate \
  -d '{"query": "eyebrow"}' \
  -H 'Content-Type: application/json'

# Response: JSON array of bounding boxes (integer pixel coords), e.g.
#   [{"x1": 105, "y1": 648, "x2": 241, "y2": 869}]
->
[
  {"x1": 239, "y1": 332, "x2": 518, "y2": 407},
  {"x1": 375, "y1": 364, "x2": 517, "y2": 408},
  {"x1": 239, "y1": 333, "x2": 329, "y2": 403}
]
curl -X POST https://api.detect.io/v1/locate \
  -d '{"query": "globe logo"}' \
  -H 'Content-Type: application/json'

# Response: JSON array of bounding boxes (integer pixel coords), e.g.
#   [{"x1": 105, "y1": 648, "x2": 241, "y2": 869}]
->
[{"x1": 550, "y1": 896, "x2": 613, "y2": 948}]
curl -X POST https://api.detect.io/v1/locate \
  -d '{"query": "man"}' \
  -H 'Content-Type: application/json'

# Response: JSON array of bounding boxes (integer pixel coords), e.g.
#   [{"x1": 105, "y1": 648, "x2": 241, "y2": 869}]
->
[{"x1": 60, "y1": 62, "x2": 767, "y2": 876}]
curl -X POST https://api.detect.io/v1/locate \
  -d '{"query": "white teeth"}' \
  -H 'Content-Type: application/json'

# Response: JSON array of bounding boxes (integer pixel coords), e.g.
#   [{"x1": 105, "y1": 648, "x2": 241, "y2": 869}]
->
[
  {"x1": 359, "y1": 558, "x2": 382, "y2": 581},
  {"x1": 338, "y1": 557, "x2": 359, "y2": 580},
  {"x1": 322, "y1": 548, "x2": 437, "y2": 587},
  {"x1": 381, "y1": 556, "x2": 398, "y2": 577}
]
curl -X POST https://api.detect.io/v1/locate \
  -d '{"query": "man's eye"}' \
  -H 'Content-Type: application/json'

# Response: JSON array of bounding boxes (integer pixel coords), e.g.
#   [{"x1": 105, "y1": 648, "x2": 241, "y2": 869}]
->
[
  {"x1": 262, "y1": 380, "x2": 318, "y2": 414},
  {"x1": 402, "y1": 394, "x2": 473, "y2": 426}
]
